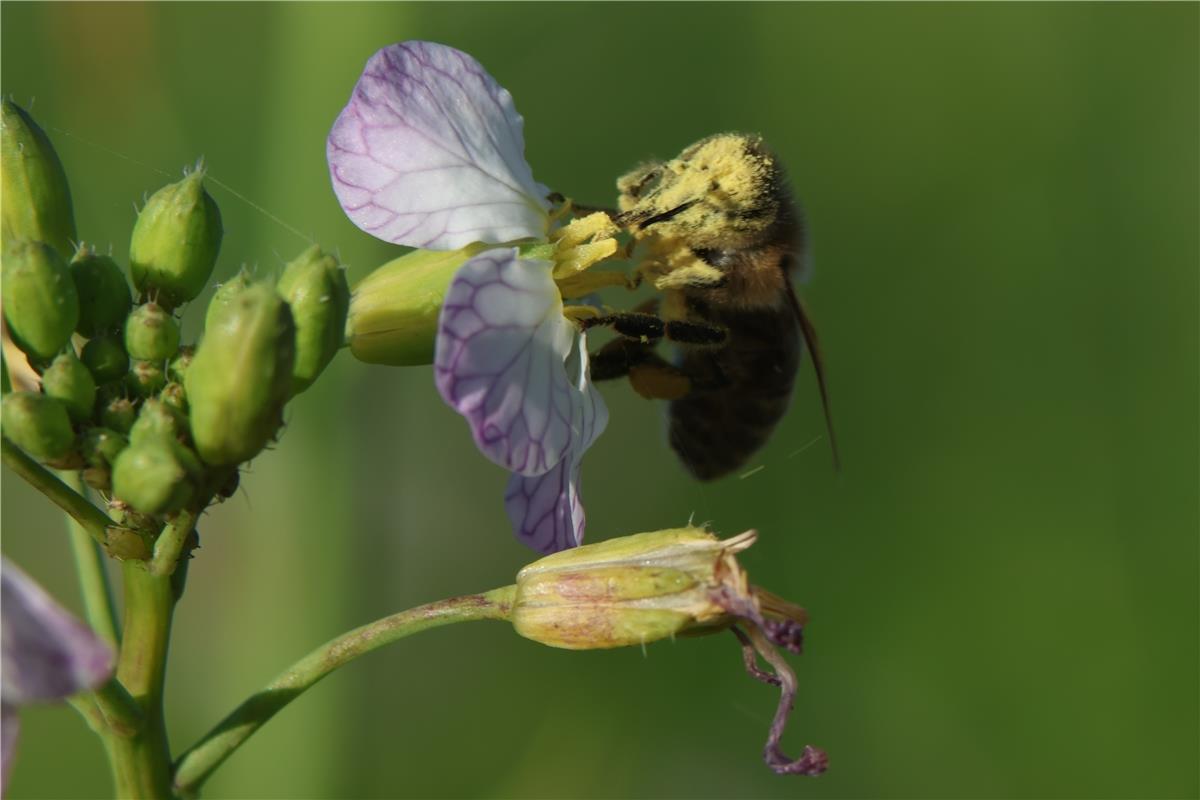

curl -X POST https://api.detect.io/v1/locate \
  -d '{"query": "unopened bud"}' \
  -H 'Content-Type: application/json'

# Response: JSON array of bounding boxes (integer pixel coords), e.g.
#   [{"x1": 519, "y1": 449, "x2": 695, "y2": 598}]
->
[
  {"x1": 346, "y1": 246, "x2": 481, "y2": 366},
  {"x1": 80, "y1": 335, "x2": 129, "y2": 385},
  {"x1": 41, "y1": 350, "x2": 96, "y2": 423},
  {"x1": 2, "y1": 392, "x2": 74, "y2": 462},
  {"x1": 186, "y1": 282, "x2": 294, "y2": 465},
  {"x1": 127, "y1": 359, "x2": 166, "y2": 398},
  {"x1": 128, "y1": 398, "x2": 182, "y2": 445},
  {"x1": 160, "y1": 381, "x2": 187, "y2": 415},
  {"x1": 129, "y1": 169, "x2": 222, "y2": 310},
  {"x1": 1, "y1": 239, "x2": 79, "y2": 362},
  {"x1": 111, "y1": 439, "x2": 193, "y2": 515},
  {"x1": 98, "y1": 396, "x2": 136, "y2": 434},
  {"x1": 80, "y1": 426, "x2": 128, "y2": 492},
  {"x1": 203, "y1": 270, "x2": 251, "y2": 334},
  {"x1": 0, "y1": 100, "x2": 76, "y2": 257},
  {"x1": 124, "y1": 302, "x2": 179, "y2": 361},
  {"x1": 168, "y1": 346, "x2": 193, "y2": 384},
  {"x1": 70, "y1": 248, "x2": 132, "y2": 337},
  {"x1": 277, "y1": 244, "x2": 349, "y2": 394}
]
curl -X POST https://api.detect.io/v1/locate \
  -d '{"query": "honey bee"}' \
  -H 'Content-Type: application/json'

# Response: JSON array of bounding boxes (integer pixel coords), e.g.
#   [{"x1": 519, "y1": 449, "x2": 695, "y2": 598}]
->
[{"x1": 584, "y1": 133, "x2": 836, "y2": 480}]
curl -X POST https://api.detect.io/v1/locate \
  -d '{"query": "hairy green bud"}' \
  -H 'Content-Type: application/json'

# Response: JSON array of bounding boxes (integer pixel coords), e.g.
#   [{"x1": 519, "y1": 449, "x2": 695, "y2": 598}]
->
[
  {"x1": 2, "y1": 392, "x2": 74, "y2": 462},
  {"x1": 168, "y1": 346, "x2": 193, "y2": 384},
  {"x1": 1, "y1": 100, "x2": 76, "y2": 257},
  {"x1": 127, "y1": 359, "x2": 166, "y2": 398},
  {"x1": 1, "y1": 239, "x2": 79, "y2": 362},
  {"x1": 111, "y1": 439, "x2": 193, "y2": 515},
  {"x1": 70, "y1": 248, "x2": 132, "y2": 336},
  {"x1": 186, "y1": 282, "x2": 295, "y2": 465},
  {"x1": 41, "y1": 350, "x2": 96, "y2": 423},
  {"x1": 277, "y1": 245, "x2": 349, "y2": 394},
  {"x1": 346, "y1": 246, "x2": 481, "y2": 366},
  {"x1": 80, "y1": 335, "x2": 129, "y2": 385},
  {"x1": 203, "y1": 270, "x2": 251, "y2": 334},
  {"x1": 124, "y1": 303, "x2": 179, "y2": 362},
  {"x1": 129, "y1": 169, "x2": 222, "y2": 310},
  {"x1": 99, "y1": 396, "x2": 136, "y2": 434},
  {"x1": 128, "y1": 397, "x2": 181, "y2": 445},
  {"x1": 80, "y1": 426, "x2": 128, "y2": 492},
  {"x1": 160, "y1": 381, "x2": 187, "y2": 415}
]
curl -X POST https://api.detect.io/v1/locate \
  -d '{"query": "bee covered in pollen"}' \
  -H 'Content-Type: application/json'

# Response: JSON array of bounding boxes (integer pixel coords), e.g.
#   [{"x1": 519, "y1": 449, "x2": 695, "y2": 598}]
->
[{"x1": 580, "y1": 133, "x2": 837, "y2": 480}]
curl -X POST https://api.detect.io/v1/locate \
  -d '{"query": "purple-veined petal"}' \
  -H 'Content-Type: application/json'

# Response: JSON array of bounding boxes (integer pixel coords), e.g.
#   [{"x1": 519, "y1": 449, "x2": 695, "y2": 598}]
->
[
  {"x1": 328, "y1": 41, "x2": 550, "y2": 251},
  {"x1": 436, "y1": 249, "x2": 593, "y2": 475},
  {"x1": 0, "y1": 558, "x2": 113, "y2": 707},
  {"x1": 504, "y1": 332, "x2": 607, "y2": 553}
]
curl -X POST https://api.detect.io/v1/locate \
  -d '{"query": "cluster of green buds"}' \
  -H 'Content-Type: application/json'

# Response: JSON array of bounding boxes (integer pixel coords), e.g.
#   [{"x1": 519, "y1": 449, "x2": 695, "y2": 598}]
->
[{"x1": 1, "y1": 100, "x2": 348, "y2": 557}]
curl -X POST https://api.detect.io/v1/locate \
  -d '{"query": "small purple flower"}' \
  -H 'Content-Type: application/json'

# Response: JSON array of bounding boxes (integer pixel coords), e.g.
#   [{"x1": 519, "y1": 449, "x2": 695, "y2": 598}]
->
[
  {"x1": 328, "y1": 42, "x2": 609, "y2": 553},
  {"x1": 1, "y1": 558, "x2": 114, "y2": 790}
]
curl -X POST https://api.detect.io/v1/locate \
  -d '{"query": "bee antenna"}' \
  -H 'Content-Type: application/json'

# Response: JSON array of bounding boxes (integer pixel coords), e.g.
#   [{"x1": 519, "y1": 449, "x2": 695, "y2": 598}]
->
[{"x1": 784, "y1": 274, "x2": 840, "y2": 471}]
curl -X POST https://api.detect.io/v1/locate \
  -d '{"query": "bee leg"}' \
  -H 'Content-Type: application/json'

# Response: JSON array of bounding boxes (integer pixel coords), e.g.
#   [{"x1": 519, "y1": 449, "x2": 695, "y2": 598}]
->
[
  {"x1": 588, "y1": 338, "x2": 692, "y2": 400},
  {"x1": 580, "y1": 312, "x2": 665, "y2": 343},
  {"x1": 588, "y1": 337, "x2": 653, "y2": 381},
  {"x1": 663, "y1": 319, "x2": 727, "y2": 347},
  {"x1": 653, "y1": 263, "x2": 726, "y2": 291}
]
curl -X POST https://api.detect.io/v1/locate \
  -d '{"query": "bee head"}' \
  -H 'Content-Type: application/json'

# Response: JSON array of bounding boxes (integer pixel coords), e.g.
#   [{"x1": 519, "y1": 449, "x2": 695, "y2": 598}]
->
[{"x1": 616, "y1": 133, "x2": 783, "y2": 250}]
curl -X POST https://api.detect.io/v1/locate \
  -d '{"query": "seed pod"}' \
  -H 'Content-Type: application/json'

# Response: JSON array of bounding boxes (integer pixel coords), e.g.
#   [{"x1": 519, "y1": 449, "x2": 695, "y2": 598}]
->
[
  {"x1": 1, "y1": 239, "x2": 79, "y2": 362},
  {"x1": 346, "y1": 246, "x2": 480, "y2": 366},
  {"x1": 2, "y1": 392, "x2": 74, "y2": 462},
  {"x1": 127, "y1": 359, "x2": 166, "y2": 398},
  {"x1": 41, "y1": 350, "x2": 96, "y2": 423},
  {"x1": 0, "y1": 100, "x2": 76, "y2": 258},
  {"x1": 186, "y1": 282, "x2": 294, "y2": 465},
  {"x1": 128, "y1": 169, "x2": 222, "y2": 310},
  {"x1": 98, "y1": 396, "x2": 136, "y2": 434},
  {"x1": 111, "y1": 439, "x2": 193, "y2": 515},
  {"x1": 277, "y1": 244, "x2": 349, "y2": 394},
  {"x1": 124, "y1": 303, "x2": 178, "y2": 361},
  {"x1": 70, "y1": 248, "x2": 132, "y2": 336},
  {"x1": 80, "y1": 335, "x2": 129, "y2": 385}
]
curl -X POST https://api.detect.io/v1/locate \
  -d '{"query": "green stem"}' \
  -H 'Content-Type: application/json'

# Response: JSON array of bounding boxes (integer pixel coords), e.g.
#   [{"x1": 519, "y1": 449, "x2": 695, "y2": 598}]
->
[
  {"x1": 2, "y1": 437, "x2": 114, "y2": 546},
  {"x1": 60, "y1": 471, "x2": 121, "y2": 647},
  {"x1": 172, "y1": 586, "x2": 517, "y2": 797},
  {"x1": 149, "y1": 507, "x2": 201, "y2": 578},
  {"x1": 90, "y1": 677, "x2": 145, "y2": 738},
  {"x1": 107, "y1": 560, "x2": 180, "y2": 799}
]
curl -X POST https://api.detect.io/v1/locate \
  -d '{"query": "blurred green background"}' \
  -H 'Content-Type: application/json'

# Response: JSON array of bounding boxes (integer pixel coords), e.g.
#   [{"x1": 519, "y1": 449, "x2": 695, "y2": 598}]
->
[{"x1": 2, "y1": 3, "x2": 1197, "y2": 798}]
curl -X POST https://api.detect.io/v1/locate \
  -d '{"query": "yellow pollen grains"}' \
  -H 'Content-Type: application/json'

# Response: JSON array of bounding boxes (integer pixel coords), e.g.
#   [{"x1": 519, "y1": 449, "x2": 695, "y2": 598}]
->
[{"x1": 549, "y1": 212, "x2": 626, "y2": 299}]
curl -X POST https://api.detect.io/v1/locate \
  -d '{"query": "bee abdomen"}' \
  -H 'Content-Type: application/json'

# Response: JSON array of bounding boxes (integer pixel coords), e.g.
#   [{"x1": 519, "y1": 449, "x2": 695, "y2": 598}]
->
[{"x1": 667, "y1": 306, "x2": 800, "y2": 481}]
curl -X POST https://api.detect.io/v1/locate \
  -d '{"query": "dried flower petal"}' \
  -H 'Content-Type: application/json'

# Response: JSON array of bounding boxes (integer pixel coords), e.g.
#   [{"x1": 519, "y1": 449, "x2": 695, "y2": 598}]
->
[{"x1": 328, "y1": 41, "x2": 549, "y2": 251}]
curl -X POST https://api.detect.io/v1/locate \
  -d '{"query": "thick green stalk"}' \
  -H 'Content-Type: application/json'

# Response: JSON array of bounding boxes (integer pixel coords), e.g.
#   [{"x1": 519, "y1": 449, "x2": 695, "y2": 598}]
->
[
  {"x1": 108, "y1": 560, "x2": 179, "y2": 799},
  {"x1": 172, "y1": 586, "x2": 517, "y2": 796},
  {"x1": 2, "y1": 436, "x2": 114, "y2": 545},
  {"x1": 60, "y1": 471, "x2": 121, "y2": 646}
]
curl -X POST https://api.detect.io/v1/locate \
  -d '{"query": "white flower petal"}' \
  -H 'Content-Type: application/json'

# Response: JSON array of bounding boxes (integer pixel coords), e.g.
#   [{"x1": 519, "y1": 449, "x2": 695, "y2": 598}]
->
[
  {"x1": 0, "y1": 558, "x2": 114, "y2": 706},
  {"x1": 505, "y1": 343, "x2": 606, "y2": 552},
  {"x1": 435, "y1": 249, "x2": 584, "y2": 475},
  {"x1": 328, "y1": 41, "x2": 550, "y2": 250}
]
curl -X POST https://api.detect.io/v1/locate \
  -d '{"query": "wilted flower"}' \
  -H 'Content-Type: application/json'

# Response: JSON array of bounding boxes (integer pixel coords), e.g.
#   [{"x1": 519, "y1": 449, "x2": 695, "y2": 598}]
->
[
  {"x1": 1, "y1": 558, "x2": 114, "y2": 790},
  {"x1": 510, "y1": 526, "x2": 828, "y2": 776},
  {"x1": 329, "y1": 41, "x2": 623, "y2": 553}
]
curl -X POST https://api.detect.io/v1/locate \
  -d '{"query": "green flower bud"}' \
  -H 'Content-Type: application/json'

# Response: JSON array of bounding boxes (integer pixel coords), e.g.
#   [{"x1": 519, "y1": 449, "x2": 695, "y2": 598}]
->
[
  {"x1": 203, "y1": 270, "x2": 251, "y2": 334},
  {"x1": 127, "y1": 359, "x2": 166, "y2": 398},
  {"x1": 346, "y1": 245, "x2": 482, "y2": 366},
  {"x1": 99, "y1": 396, "x2": 137, "y2": 434},
  {"x1": 129, "y1": 169, "x2": 222, "y2": 310},
  {"x1": 111, "y1": 439, "x2": 193, "y2": 515},
  {"x1": 1, "y1": 100, "x2": 76, "y2": 258},
  {"x1": 168, "y1": 346, "x2": 194, "y2": 384},
  {"x1": 124, "y1": 302, "x2": 179, "y2": 361},
  {"x1": 70, "y1": 247, "x2": 132, "y2": 336},
  {"x1": 1, "y1": 239, "x2": 79, "y2": 362},
  {"x1": 80, "y1": 426, "x2": 128, "y2": 492},
  {"x1": 128, "y1": 397, "x2": 181, "y2": 445},
  {"x1": 2, "y1": 392, "x2": 74, "y2": 462},
  {"x1": 277, "y1": 244, "x2": 349, "y2": 394},
  {"x1": 41, "y1": 350, "x2": 96, "y2": 423},
  {"x1": 160, "y1": 380, "x2": 187, "y2": 415},
  {"x1": 186, "y1": 282, "x2": 294, "y2": 465},
  {"x1": 80, "y1": 335, "x2": 129, "y2": 385},
  {"x1": 512, "y1": 527, "x2": 762, "y2": 650},
  {"x1": 104, "y1": 527, "x2": 152, "y2": 561}
]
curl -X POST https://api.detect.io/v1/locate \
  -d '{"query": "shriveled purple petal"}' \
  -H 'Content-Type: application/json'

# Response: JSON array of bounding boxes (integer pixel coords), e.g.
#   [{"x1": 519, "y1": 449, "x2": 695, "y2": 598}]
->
[
  {"x1": 0, "y1": 559, "x2": 113, "y2": 707},
  {"x1": 328, "y1": 41, "x2": 550, "y2": 251},
  {"x1": 435, "y1": 249, "x2": 599, "y2": 476},
  {"x1": 504, "y1": 342, "x2": 606, "y2": 552}
]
